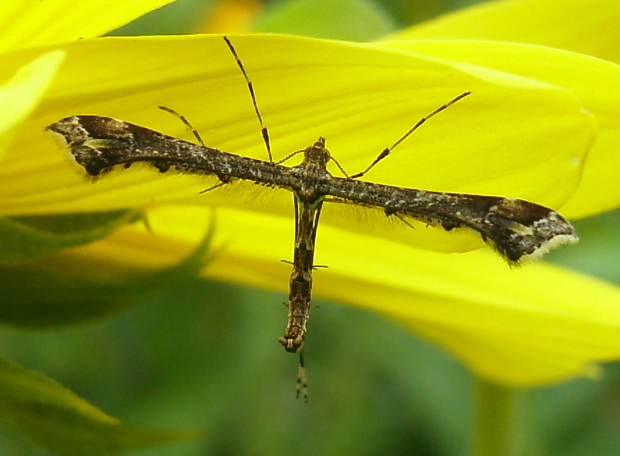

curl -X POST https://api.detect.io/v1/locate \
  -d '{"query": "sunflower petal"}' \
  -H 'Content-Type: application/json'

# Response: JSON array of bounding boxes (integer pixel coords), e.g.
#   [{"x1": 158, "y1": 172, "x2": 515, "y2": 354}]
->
[
  {"x1": 377, "y1": 39, "x2": 619, "y2": 218},
  {"x1": 387, "y1": 0, "x2": 619, "y2": 63},
  {"x1": 59, "y1": 205, "x2": 619, "y2": 386},
  {"x1": 0, "y1": 50, "x2": 64, "y2": 160},
  {"x1": 2, "y1": 36, "x2": 593, "y2": 257},
  {"x1": 0, "y1": 0, "x2": 176, "y2": 52}
]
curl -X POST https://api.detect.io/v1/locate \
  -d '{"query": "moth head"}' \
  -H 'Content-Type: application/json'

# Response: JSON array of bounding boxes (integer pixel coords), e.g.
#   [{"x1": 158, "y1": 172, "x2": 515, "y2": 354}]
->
[{"x1": 304, "y1": 137, "x2": 331, "y2": 167}]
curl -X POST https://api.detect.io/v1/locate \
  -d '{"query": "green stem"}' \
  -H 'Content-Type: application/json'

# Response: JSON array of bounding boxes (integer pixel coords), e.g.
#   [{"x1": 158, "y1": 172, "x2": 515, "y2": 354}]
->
[{"x1": 472, "y1": 377, "x2": 523, "y2": 456}]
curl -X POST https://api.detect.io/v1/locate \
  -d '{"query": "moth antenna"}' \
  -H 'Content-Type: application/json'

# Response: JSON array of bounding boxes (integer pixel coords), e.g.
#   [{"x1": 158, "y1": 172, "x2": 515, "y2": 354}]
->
[
  {"x1": 158, "y1": 106, "x2": 206, "y2": 147},
  {"x1": 350, "y1": 92, "x2": 471, "y2": 179},
  {"x1": 223, "y1": 36, "x2": 273, "y2": 162}
]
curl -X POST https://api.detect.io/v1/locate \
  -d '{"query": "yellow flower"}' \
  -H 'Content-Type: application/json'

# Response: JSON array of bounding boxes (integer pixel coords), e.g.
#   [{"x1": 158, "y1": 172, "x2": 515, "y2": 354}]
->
[{"x1": 0, "y1": 0, "x2": 617, "y2": 451}]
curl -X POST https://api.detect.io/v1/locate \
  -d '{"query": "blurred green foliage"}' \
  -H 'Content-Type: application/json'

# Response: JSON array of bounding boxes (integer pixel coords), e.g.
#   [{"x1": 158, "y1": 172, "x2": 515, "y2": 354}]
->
[{"x1": 2, "y1": 0, "x2": 618, "y2": 455}]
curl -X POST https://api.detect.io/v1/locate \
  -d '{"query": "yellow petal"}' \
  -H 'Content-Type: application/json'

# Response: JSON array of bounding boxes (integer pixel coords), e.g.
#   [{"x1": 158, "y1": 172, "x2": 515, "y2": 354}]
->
[
  {"x1": 2, "y1": 35, "x2": 594, "y2": 255},
  {"x1": 388, "y1": 0, "x2": 619, "y2": 63},
  {"x1": 0, "y1": 50, "x2": 65, "y2": 161},
  {"x1": 60, "y1": 205, "x2": 619, "y2": 386},
  {"x1": 0, "y1": 0, "x2": 176, "y2": 52},
  {"x1": 377, "y1": 39, "x2": 620, "y2": 218}
]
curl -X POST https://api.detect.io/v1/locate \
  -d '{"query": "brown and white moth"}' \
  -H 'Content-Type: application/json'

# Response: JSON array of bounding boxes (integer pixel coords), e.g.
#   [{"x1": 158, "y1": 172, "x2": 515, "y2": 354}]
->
[{"x1": 47, "y1": 36, "x2": 578, "y2": 399}]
